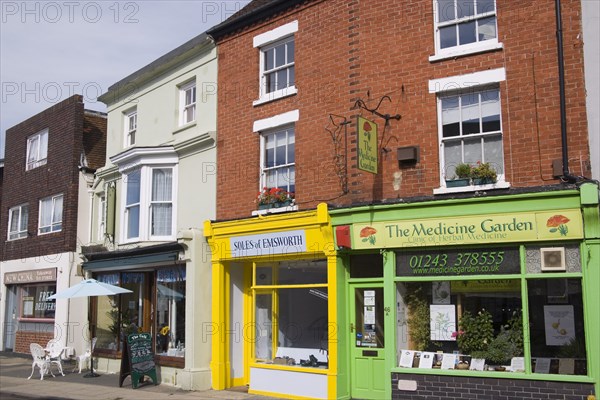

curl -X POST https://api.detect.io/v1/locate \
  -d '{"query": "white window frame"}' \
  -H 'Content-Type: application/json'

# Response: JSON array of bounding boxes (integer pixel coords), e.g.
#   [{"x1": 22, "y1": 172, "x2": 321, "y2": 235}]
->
[
  {"x1": 26, "y1": 129, "x2": 48, "y2": 171},
  {"x1": 179, "y1": 81, "x2": 196, "y2": 126},
  {"x1": 124, "y1": 110, "x2": 137, "y2": 147},
  {"x1": 430, "y1": 69, "x2": 509, "y2": 194},
  {"x1": 38, "y1": 194, "x2": 63, "y2": 234},
  {"x1": 430, "y1": 0, "x2": 502, "y2": 62},
  {"x1": 8, "y1": 204, "x2": 28, "y2": 241},
  {"x1": 111, "y1": 147, "x2": 179, "y2": 244},
  {"x1": 253, "y1": 21, "x2": 298, "y2": 106},
  {"x1": 260, "y1": 125, "x2": 296, "y2": 194}
]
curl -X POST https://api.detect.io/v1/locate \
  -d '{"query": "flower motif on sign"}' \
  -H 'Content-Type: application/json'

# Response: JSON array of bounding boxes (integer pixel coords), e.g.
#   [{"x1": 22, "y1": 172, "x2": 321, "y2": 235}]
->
[
  {"x1": 360, "y1": 226, "x2": 377, "y2": 245},
  {"x1": 546, "y1": 215, "x2": 570, "y2": 236}
]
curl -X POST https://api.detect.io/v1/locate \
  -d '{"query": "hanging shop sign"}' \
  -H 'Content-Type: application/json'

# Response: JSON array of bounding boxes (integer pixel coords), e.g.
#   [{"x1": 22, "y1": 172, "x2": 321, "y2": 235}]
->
[
  {"x1": 4, "y1": 268, "x2": 57, "y2": 284},
  {"x1": 357, "y1": 116, "x2": 378, "y2": 174},
  {"x1": 353, "y1": 209, "x2": 583, "y2": 249},
  {"x1": 230, "y1": 229, "x2": 307, "y2": 258},
  {"x1": 396, "y1": 247, "x2": 520, "y2": 276}
]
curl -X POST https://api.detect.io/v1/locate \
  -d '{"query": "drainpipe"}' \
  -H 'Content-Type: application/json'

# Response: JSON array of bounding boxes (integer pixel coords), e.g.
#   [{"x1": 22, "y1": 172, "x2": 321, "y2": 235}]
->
[{"x1": 555, "y1": 0, "x2": 578, "y2": 183}]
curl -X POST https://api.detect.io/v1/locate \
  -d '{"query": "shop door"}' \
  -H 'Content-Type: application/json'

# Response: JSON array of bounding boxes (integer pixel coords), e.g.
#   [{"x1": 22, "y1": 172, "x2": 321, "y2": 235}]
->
[
  {"x1": 349, "y1": 284, "x2": 386, "y2": 400},
  {"x1": 3, "y1": 286, "x2": 17, "y2": 351}
]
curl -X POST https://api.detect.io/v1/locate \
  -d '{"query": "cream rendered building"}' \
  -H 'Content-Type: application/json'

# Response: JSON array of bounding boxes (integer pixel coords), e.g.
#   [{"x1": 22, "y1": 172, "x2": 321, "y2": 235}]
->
[{"x1": 87, "y1": 33, "x2": 217, "y2": 390}]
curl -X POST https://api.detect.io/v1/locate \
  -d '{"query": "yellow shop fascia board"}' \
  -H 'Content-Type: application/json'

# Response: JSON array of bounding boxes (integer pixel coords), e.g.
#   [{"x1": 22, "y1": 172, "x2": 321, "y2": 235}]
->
[{"x1": 205, "y1": 203, "x2": 334, "y2": 261}]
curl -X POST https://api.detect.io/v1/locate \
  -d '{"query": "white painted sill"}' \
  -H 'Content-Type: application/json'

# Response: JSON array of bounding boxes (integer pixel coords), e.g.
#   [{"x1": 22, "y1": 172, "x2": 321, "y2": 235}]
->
[
  {"x1": 173, "y1": 121, "x2": 197, "y2": 135},
  {"x1": 252, "y1": 204, "x2": 298, "y2": 216},
  {"x1": 429, "y1": 41, "x2": 503, "y2": 62},
  {"x1": 433, "y1": 180, "x2": 511, "y2": 195},
  {"x1": 253, "y1": 86, "x2": 298, "y2": 106}
]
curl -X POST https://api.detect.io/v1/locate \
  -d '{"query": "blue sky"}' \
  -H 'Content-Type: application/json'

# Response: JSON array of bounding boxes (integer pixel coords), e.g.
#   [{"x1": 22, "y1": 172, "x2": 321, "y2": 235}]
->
[{"x1": 0, "y1": 0, "x2": 250, "y2": 158}]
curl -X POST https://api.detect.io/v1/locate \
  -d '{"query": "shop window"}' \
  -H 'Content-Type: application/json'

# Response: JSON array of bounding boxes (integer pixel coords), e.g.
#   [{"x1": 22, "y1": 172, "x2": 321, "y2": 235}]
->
[
  {"x1": 94, "y1": 268, "x2": 186, "y2": 359},
  {"x1": 20, "y1": 284, "x2": 56, "y2": 319},
  {"x1": 527, "y1": 278, "x2": 586, "y2": 375},
  {"x1": 253, "y1": 260, "x2": 329, "y2": 367},
  {"x1": 397, "y1": 280, "x2": 523, "y2": 371},
  {"x1": 156, "y1": 267, "x2": 186, "y2": 357}
]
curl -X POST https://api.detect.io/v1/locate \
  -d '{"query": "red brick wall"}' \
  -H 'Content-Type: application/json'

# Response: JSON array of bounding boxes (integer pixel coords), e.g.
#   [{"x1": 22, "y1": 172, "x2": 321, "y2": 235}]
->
[
  {"x1": 1, "y1": 95, "x2": 85, "y2": 261},
  {"x1": 15, "y1": 328, "x2": 55, "y2": 354},
  {"x1": 215, "y1": 0, "x2": 590, "y2": 220}
]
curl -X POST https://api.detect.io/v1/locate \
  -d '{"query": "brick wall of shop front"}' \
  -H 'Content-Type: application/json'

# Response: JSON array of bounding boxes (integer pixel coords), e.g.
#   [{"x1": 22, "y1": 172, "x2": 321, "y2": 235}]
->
[
  {"x1": 14, "y1": 329, "x2": 54, "y2": 354},
  {"x1": 391, "y1": 373, "x2": 595, "y2": 400}
]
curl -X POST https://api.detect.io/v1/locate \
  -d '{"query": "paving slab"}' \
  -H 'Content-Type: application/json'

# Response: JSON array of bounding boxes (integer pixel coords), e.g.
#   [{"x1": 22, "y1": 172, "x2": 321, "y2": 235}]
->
[{"x1": 0, "y1": 353, "x2": 281, "y2": 400}]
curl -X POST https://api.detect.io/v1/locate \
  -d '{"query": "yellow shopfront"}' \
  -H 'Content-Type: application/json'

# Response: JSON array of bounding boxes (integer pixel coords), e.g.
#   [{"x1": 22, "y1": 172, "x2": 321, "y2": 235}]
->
[{"x1": 204, "y1": 204, "x2": 345, "y2": 400}]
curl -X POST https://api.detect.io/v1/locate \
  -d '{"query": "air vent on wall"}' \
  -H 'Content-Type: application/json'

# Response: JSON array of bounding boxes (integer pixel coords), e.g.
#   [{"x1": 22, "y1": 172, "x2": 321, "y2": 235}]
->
[{"x1": 540, "y1": 247, "x2": 566, "y2": 272}]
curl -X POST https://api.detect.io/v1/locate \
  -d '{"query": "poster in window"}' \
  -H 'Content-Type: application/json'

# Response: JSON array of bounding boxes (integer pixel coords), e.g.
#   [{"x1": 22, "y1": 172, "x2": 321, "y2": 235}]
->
[
  {"x1": 429, "y1": 304, "x2": 456, "y2": 341},
  {"x1": 399, "y1": 350, "x2": 415, "y2": 368},
  {"x1": 23, "y1": 297, "x2": 34, "y2": 317},
  {"x1": 543, "y1": 305, "x2": 575, "y2": 346},
  {"x1": 432, "y1": 281, "x2": 450, "y2": 304}
]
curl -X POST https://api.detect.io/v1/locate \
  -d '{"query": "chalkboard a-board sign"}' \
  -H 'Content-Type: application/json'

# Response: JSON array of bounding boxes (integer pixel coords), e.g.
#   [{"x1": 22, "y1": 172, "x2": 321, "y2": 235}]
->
[{"x1": 119, "y1": 333, "x2": 158, "y2": 389}]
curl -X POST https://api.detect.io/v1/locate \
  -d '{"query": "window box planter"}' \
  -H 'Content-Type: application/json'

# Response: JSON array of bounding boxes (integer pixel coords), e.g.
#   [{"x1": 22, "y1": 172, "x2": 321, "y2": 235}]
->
[
  {"x1": 258, "y1": 200, "x2": 293, "y2": 210},
  {"x1": 446, "y1": 178, "x2": 470, "y2": 188},
  {"x1": 473, "y1": 178, "x2": 496, "y2": 185}
]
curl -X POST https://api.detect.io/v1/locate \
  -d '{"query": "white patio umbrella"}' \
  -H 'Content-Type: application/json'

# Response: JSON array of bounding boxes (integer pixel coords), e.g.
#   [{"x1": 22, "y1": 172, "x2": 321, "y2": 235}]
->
[{"x1": 48, "y1": 279, "x2": 132, "y2": 377}]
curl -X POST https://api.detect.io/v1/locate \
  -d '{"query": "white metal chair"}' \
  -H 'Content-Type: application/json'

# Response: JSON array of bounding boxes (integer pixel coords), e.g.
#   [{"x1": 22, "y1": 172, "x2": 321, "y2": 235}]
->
[
  {"x1": 28, "y1": 343, "x2": 53, "y2": 380},
  {"x1": 75, "y1": 337, "x2": 97, "y2": 373},
  {"x1": 45, "y1": 339, "x2": 65, "y2": 376}
]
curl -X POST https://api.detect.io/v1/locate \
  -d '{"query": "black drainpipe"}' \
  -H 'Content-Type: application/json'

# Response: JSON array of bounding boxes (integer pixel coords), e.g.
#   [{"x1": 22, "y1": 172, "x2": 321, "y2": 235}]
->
[{"x1": 555, "y1": 0, "x2": 578, "y2": 183}]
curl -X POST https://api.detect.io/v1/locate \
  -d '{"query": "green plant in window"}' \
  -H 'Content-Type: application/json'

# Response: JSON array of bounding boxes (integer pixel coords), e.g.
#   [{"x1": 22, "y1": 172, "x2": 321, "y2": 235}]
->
[
  {"x1": 405, "y1": 285, "x2": 431, "y2": 351},
  {"x1": 471, "y1": 161, "x2": 497, "y2": 182},
  {"x1": 454, "y1": 163, "x2": 473, "y2": 179},
  {"x1": 475, "y1": 327, "x2": 519, "y2": 365},
  {"x1": 456, "y1": 309, "x2": 494, "y2": 355}
]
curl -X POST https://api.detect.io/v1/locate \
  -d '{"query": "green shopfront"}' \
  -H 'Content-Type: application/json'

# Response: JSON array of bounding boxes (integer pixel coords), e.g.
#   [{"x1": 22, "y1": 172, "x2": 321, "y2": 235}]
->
[{"x1": 330, "y1": 183, "x2": 599, "y2": 400}]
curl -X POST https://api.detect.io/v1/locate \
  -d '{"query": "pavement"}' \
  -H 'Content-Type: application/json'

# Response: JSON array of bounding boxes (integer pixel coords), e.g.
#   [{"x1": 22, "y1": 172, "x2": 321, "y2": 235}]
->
[{"x1": 0, "y1": 352, "x2": 281, "y2": 400}]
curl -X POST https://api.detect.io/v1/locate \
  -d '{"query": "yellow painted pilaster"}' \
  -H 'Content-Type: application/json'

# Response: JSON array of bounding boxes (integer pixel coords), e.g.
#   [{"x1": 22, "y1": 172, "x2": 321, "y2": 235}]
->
[{"x1": 211, "y1": 259, "x2": 227, "y2": 389}]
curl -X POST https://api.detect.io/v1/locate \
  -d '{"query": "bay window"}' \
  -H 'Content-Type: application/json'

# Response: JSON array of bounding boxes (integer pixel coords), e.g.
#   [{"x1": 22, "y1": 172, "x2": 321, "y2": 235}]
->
[{"x1": 111, "y1": 146, "x2": 178, "y2": 243}]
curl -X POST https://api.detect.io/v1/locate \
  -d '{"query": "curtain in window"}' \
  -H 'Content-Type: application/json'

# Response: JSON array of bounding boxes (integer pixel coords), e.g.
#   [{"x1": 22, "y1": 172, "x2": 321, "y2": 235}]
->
[
  {"x1": 28, "y1": 136, "x2": 39, "y2": 164},
  {"x1": 52, "y1": 196, "x2": 63, "y2": 227},
  {"x1": 39, "y1": 131, "x2": 48, "y2": 159},
  {"x1": 10, "y1": 209, "x2": 19, "y2": 232},
  {"x1": 97, "y1": 273, "x2": 120, "y2": 285},
  {"x1": 40, "y1": 198, "x2": 53, "y2": 229},
  {"x1": 151, "y1": 169, "x2": 172, "y2": 236},
  {"x1": 20, "y1": 207, "x2": 28, "y2": 232}
]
